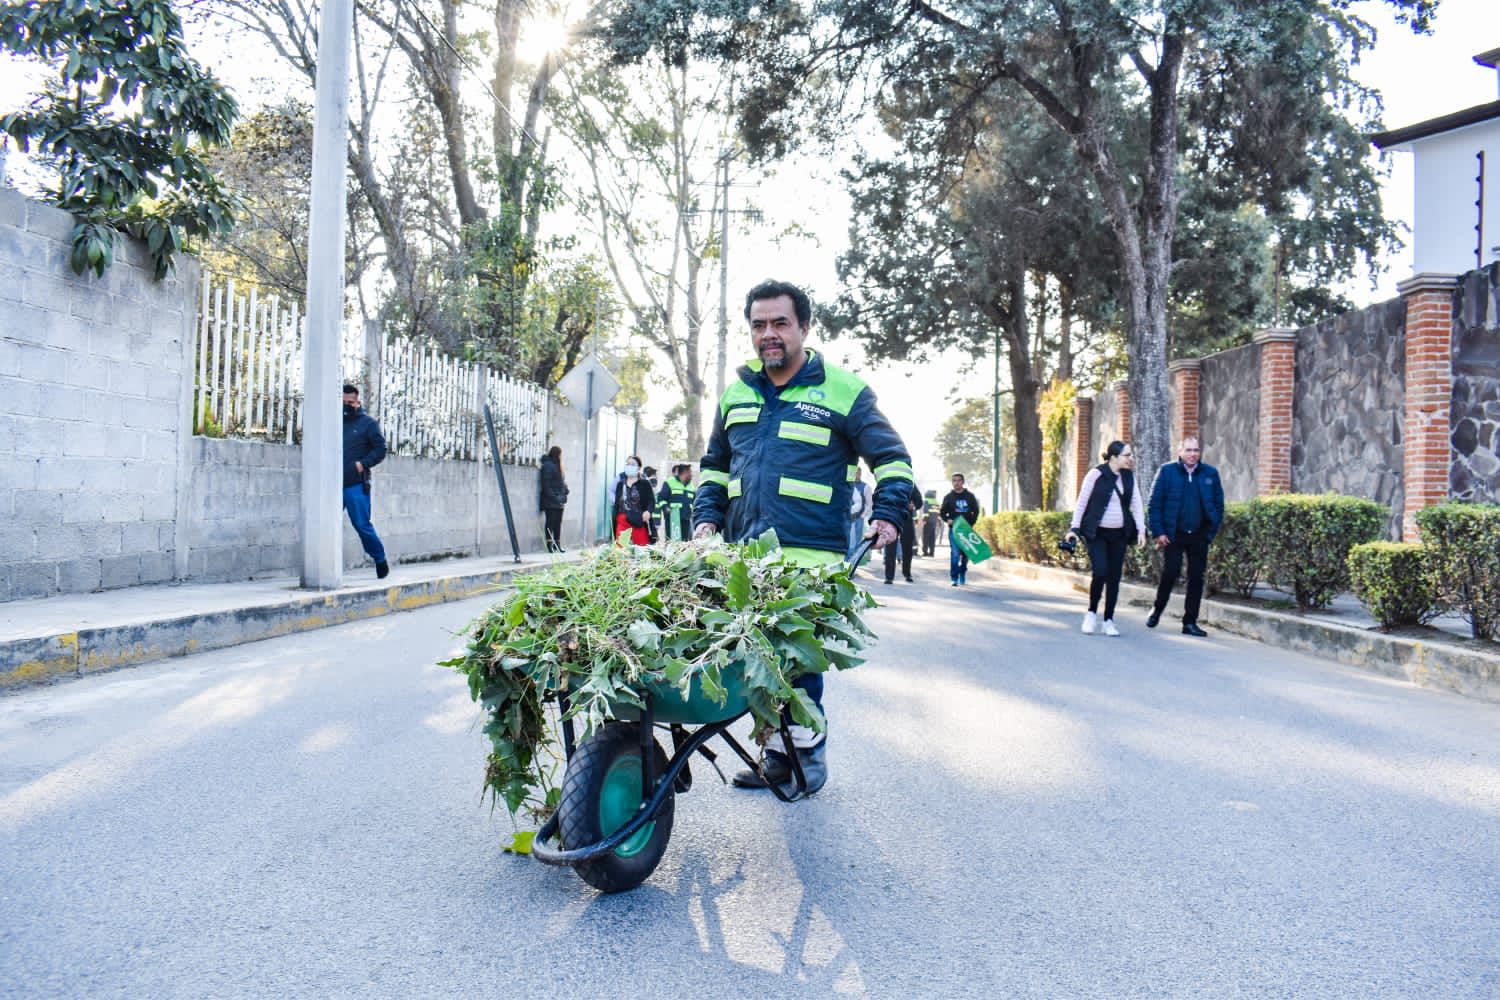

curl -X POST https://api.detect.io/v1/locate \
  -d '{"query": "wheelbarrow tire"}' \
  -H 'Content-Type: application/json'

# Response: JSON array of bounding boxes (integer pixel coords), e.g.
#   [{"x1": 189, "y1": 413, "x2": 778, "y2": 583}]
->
[{"x1": 559, "y1": 722, "x2": 674, "y2": 893}]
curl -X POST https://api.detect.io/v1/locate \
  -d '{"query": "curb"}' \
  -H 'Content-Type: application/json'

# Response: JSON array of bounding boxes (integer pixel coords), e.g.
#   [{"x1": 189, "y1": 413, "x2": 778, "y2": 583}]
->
[
  {"x1": 986, "y1": 558, "x2": 1500, "y2": 704},
  {"x1": 1, "y1": 560, "x2": 562, "y2": 690}
]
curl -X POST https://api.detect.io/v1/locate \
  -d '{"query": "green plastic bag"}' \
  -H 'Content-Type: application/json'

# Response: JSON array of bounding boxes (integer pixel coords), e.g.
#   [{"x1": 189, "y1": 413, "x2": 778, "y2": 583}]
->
[{"x1": 951, "y1": 516, "x2": 993, "y2": 564}]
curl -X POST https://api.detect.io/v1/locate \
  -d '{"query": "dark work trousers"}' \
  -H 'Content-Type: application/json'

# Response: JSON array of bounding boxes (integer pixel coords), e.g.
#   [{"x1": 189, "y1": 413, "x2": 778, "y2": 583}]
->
[
  {"x1": 884, "y1": 517, "x2": 917, "y2": 581},
  {"x1": 1085, "y1": 527, "x2": 1130, "y2": 620},
  {"x1": 921, "y1": 516, "x2": 938, "y2": 556},
  {"x1": 543, "y1": 508, "x2": 564, "y2": 552},
  {"x1": 1154, "y1": 533, "x2": 1211, "y2": 625}
]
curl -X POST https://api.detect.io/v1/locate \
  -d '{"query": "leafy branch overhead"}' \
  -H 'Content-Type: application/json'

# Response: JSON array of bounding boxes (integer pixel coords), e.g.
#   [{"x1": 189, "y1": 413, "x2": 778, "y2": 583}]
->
[{"x1": 1, "y1": 0, "x2": 240, "y2": 279}]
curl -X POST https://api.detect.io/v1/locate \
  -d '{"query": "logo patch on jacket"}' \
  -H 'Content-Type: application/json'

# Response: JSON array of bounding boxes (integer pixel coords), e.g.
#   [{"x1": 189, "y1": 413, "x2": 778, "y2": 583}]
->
[{"x1": 793, "y1": 401, "x2": 831, "y2": 421}]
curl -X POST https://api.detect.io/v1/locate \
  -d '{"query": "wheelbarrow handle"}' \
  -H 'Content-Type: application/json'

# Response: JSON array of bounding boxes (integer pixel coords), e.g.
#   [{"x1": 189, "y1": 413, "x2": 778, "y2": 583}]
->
[{"x1": 849, "y1": 532, "x2": 879, "y2": 570}]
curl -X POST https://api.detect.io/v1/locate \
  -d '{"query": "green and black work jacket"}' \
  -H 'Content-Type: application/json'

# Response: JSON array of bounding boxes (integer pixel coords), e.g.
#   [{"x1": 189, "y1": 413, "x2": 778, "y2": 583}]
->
[
  {"x1": 693, "y1": 350, "x2": 913, "y2": 561},
  {"x1": 657, "y1": 477, "x2": 695, "y2": 541}
]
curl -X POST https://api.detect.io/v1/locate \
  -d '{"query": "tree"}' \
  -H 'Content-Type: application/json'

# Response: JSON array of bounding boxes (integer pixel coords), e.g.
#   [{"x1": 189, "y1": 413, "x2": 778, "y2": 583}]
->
[
  {"x1": 935, "y1": 397, "x2": 993, "y2": 491},
  {"x1": 1, "y1": 0, "x2": 239, "y2": 278},
  {"x1": 199, "y1": 100, "x2": 381, "y2": 304},
  {"x1": 600, "y1": 0, "x2": 1435, "y2": 477},
  {"x1": 555, "y1": 54, "x2": 740, "y2": 459},
  {"x1": 212, "y1": 0, "x2": 564, "y2": 348}
]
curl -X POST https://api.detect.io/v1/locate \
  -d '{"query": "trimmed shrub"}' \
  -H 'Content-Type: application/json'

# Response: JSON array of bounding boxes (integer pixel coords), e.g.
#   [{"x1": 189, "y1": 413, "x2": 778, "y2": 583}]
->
[
  {"x1": 1259, "y1": 494, "x2": 1386, "y2": 609},
  {"x1": 1416, "y1": 502, "x2": 1500, "y2": 640},
  {"x1": 1125, "y1": 543, "x2": 1161, "y2": 584},
  {"x1": 1347, "y1": 542, "x2": 1439, "y2": 630},
  {"x1": 1205, "y1": 499, "x2": 1267, "y2": 598}
]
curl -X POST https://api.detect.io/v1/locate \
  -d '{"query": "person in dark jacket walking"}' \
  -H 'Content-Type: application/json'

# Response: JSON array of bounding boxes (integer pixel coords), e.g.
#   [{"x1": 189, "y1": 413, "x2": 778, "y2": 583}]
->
[
  {"x1": 939, "y1": 474, "x2": 981, "y2": 585},
  {"x1": 1145, "y1": 437, "x2": 1225, "y2": 636},
  {"x1": 341, "y1": 384, "x2": 389, "y2": 578},
  {"x1": 539, "y1": 445, "x2": 569, "y2": 552},
  {"x1": 883, "y1": 480, "x2": 924, "y2": 584},
  {"x1": 920, "y1": 490, "x2": 940, "y2": 556},
  {"x1": 694, "y1": 279, "x2": 912, "y2": 797},
  {"x1": 1067, "y1": 441, "x2": 1147, "y2": 636},
  {"x1": 613, "y1": 456, "x2": 656, "y2": 546}
]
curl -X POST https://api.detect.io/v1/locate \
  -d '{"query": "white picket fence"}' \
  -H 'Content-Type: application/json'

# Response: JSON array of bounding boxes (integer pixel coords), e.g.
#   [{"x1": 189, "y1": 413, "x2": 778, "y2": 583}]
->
[{"x1": 193, "y1": 276, "x2": 548, "y2": 463}]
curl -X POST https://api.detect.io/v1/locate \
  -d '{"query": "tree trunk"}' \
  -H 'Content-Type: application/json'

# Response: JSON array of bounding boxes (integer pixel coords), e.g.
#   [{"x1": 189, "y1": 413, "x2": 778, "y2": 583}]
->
[
  {"x1": 1057, "y1": 283, "x2": 1074, "y2": 382},
  {"x1": 1006, "y1": 280, "x2": 1044, "y2": 511}
]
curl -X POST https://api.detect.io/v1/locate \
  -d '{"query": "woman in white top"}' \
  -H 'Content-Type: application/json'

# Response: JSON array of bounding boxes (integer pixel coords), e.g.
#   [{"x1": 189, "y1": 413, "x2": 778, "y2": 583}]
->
[{"x1": 1066, "y1": 441, "x2": 1147, "y2": 636}]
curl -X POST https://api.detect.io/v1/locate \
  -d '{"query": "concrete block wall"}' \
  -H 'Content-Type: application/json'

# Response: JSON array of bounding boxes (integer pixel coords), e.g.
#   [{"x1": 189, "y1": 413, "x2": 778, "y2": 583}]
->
[
  {"x1": 0, "y1": 189, "x2": 197, "y2": 601},
  {"x1": 185, "y1": 437, "x2": 300, "y2": 581}
]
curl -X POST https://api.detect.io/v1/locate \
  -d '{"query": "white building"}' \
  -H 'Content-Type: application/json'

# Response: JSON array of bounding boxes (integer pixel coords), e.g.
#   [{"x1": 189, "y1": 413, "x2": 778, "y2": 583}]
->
[{"x1": 1373, "y1": 46, "x2": 1500, "y2": 275}]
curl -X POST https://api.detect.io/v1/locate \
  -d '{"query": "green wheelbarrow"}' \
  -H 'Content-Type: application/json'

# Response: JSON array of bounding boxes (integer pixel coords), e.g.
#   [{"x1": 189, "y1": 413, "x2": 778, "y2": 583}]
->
[{"x1": 529, "y1": 536, "x2": 875, "y2": 893}]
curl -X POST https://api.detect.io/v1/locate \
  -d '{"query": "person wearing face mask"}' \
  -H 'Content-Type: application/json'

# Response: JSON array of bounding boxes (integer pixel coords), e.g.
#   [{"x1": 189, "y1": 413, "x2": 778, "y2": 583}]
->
[
  {"x1": 341, "y1": 383, "x2": 389, "y2": 578},
  {"x1": 694, "y1": 279, "x2": 913, "y2": 798},
  {"x1": 1067, "y1": 440, "x2": 1147, "y2": 636},
  {"x1": 613, "y1": 455, "x2": 656, "y2": 546}
]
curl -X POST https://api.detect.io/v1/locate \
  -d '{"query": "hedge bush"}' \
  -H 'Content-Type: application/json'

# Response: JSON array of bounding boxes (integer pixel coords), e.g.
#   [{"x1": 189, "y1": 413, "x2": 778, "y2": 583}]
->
[
  {"x1": 1259, "y1": 494, "x2": 1386, "y2": 609},
  {"x1": 1415, "y1": 502, "x2": 1500, "y2": 640},
  {"x1": 1347, "y1": 542, "x2": 1438, "y2": 630},
  {"x1": 1204, "y1": 499, "x2": 1267, "y2": 598},
  {"x1": 976, "y1": 511, "x2": 1086, "y2": 569}
]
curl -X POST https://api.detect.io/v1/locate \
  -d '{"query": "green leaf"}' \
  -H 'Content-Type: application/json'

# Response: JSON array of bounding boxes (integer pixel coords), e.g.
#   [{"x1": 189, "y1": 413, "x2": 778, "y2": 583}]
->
[
  {"x1": 503, "y1": 830, "x2": 536, "y2": 854},
  {"x1": 627, "y1": 618, "x2": 662, "y2": 651},
  {"x1": 725, "y1": 559, "x2": 751, "y2": 610}
]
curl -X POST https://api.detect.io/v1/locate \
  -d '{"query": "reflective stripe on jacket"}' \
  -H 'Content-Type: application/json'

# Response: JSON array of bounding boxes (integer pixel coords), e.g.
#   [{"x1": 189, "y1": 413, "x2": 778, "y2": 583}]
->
[{"x1": 693, "y1": 350, "x2": 913, "y2": 555}]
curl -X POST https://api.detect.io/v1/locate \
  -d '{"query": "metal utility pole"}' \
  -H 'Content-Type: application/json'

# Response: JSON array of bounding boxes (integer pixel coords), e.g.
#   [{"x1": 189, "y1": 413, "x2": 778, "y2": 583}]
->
[
  {"x1": 716, "y1": 148, "x2": 731, "y2": 397},
  {"x1": 299, "y1": 0, "x2": 353, "y2": 590}
]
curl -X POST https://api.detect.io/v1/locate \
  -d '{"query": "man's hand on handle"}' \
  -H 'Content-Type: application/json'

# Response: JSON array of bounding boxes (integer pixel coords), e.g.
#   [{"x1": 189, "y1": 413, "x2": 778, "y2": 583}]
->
[
  {"x1": 693, "y1": 522, "x2": 719, "y2": 541},
  {"x1": 866, "y1": 519, "x2": 898, "y2": 549}
]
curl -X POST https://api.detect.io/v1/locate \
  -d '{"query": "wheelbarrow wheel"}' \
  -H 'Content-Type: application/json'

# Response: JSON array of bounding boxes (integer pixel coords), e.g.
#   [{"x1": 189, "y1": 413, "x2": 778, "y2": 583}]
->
[{"x1": 558, "y1": 722, "x2": 674, "y2": 893}]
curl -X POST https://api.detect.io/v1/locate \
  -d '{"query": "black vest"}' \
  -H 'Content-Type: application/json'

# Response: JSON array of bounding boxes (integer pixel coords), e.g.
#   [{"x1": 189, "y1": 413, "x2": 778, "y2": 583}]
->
[{"x1": 1080, "y1": 464, "x2": 1137, "y2": 542}]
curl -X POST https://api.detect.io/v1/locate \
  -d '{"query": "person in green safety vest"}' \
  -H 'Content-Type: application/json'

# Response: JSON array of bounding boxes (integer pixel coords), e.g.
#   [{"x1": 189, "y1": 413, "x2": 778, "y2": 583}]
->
[
  {"x1": 656, "y1": 463, "x2": 696, "y2": 542},
  {"x1": 693, "y1": 279, "x2": 913, "y2": 798}
]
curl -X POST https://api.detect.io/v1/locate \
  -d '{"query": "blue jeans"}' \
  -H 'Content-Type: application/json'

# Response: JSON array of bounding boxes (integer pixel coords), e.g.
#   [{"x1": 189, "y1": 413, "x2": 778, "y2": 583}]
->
[
  {"x1": 949, "y1": 527, "x2": 969, "y2": 580},
  {"x1": 342, "y1": 484, "x2": 386, "y2": 563}
]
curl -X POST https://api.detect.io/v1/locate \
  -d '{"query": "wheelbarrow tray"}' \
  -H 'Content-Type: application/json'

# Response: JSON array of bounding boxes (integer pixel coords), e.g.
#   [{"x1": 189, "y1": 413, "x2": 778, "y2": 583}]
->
[{"x1": 606, "y1": 662, "x2": 754, "y2": 725}]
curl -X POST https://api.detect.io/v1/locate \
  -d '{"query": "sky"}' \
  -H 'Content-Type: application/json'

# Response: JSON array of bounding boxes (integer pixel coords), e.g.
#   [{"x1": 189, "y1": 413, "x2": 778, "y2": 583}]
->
[{"x1": 2, "y1": 0, "x2": 1497, "y2": 490}]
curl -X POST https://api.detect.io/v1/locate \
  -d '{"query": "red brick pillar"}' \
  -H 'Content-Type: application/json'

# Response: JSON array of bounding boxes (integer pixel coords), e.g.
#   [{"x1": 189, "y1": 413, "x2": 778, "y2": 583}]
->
[
  {"x1": 1073, "y1": 396, "x2": 1094, "y2": 495},
  {"x1": 1169, "y1": 358, "x2": 1201, "y2": 448},
  {"x1": 1253, "y1": 327, "x2": 1297, "y2": 495},
  {"x1": 1113, "y1": 382, "x2": 1131, "y2": 441},
  {"x1": 1398, "y1": 273, "x2": 1457, "y2": 539}
]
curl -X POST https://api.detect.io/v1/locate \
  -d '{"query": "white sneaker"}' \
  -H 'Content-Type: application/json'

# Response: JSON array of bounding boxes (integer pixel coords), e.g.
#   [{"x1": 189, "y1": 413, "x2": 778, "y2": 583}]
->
[
  {"x1": 1081, "y1": 611, "x2": 1098, "y2": 634},
  {"x1": 1102, "y1": 619, "x2": 1121, "y2": 637}
]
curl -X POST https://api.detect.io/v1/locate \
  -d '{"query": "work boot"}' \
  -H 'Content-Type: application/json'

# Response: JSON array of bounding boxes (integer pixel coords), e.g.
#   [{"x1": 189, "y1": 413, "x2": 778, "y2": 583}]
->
[
  {"x1": 731, "y1": 743, "x2": 828, "y2": 797},
  {"x1": 376, "y1": 560, "x2": 390, "y2": 579},
  {"x1": 732, "y1": 749, "x2": 791, "y2": 789}
]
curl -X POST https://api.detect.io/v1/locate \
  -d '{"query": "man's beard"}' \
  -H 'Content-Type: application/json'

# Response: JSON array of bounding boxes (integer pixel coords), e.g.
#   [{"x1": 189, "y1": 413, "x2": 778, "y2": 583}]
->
[{"x1": 760, "y1": 343, "x2": 786, "y2": 369}]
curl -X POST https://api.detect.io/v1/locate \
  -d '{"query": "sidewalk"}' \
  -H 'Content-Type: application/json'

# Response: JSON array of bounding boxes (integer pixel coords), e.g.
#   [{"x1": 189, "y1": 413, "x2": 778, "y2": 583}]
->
[
  {"x1": 980, "y1": 557, "x2": 1500, "y2": 705},
  {"x1": 1, "y1": 550, "x2": 576, "y2": 689}
]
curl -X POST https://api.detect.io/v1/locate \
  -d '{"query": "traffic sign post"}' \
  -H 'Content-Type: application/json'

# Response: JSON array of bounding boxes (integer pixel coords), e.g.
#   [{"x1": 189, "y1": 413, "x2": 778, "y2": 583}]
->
[{"x1": 557, "y1": 355, "x2": 621, "y2": 546}]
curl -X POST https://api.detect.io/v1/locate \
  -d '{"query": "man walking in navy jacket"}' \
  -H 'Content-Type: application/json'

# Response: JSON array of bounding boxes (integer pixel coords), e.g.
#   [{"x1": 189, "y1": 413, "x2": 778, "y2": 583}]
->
[
  {"x1": 342, "y1": 383, "x2": 389, "y2": 579},
  {"x1": 1145, "y1": 437, "x2": 1224, "y2": 636}
]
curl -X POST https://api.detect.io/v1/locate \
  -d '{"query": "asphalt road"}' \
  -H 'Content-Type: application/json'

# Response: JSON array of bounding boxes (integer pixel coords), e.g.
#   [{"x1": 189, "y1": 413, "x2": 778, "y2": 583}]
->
[{"x1": 2, "y1": 560, "x2": 1498, "y2": 998}]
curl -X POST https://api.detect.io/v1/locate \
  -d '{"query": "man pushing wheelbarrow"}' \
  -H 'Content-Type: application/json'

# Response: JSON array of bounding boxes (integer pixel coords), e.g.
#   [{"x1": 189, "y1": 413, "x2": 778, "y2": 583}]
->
[
  {"x1": 691, "y1": 279, "x2": 912, "y2": 798},
  {"x1": 447, "y1": 281, "x2": 911, "y2": 893}
]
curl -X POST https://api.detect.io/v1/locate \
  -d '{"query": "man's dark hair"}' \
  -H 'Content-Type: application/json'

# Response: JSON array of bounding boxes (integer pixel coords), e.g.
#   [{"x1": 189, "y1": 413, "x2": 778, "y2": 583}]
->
[
  {"x1": 952, "y1": 473, "x2": 965, "y2": 484},
  {"x1": 342, "y1": 383, "x2": 359, "y2": 396},
  {"x1": 744, "y1": 280, "x2": 811, "y2": 327}
]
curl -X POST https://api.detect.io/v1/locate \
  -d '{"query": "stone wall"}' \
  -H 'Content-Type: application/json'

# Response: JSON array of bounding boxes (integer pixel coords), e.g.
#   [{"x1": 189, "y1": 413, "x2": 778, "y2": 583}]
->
[
  {"x1": 1197, "y1": 343, "x2": 1259, "y2": 501},
  {"x1": 0, "y1": 189, "x2": 197, "y2": 601},
  {"x1": 1290, "y1": 297, "x2": 1406, "y2": 536},
  {"x1": 1451, "y1": 263, "x2": 1500, "y2": 503}
]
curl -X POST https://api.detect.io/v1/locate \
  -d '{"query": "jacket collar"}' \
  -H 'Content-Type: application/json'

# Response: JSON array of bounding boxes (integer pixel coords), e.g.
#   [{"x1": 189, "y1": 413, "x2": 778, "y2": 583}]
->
[{"x1": 740, "y1": 348, "x2": 825, "y2": 390}]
